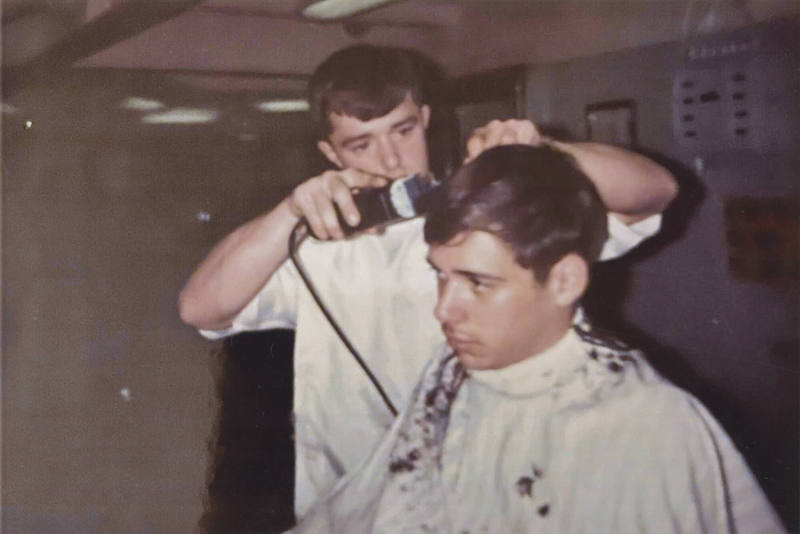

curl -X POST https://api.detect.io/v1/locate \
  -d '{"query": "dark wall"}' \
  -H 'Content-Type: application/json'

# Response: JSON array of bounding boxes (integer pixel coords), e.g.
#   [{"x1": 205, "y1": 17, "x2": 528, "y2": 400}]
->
[{"x1": 1, "y1": 69, "x2": 320, "y2": 534}]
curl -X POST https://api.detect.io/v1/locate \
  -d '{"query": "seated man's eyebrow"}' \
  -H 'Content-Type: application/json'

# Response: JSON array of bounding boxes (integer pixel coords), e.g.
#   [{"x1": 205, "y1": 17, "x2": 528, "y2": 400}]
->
[
  {"x1": 426, "y1": 257, "x2": 505, "y2": 283},
  {"x1": 456, "y1": 270, "x2": 506, "y2": 284}
]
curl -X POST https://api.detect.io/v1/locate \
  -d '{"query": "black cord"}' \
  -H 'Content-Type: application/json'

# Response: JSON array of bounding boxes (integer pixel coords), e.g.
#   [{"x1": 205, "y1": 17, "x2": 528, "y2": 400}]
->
[{"x1": 288, "y1": 220, "x2": 398, "y2": 417}]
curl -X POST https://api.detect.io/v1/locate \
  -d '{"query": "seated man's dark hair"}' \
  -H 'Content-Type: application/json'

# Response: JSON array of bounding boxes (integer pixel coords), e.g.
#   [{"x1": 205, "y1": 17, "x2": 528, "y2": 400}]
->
[
  {"x1": 308, "y1": 45, "x2": 426, "y2": 137},
  {"x1": 424, "y1": 144, "x2": 609, "y2": 282}
]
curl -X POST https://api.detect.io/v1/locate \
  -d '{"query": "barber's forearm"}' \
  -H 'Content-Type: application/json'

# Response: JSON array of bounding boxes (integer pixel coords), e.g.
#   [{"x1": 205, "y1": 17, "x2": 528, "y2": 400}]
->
[
  {"x1": 177, "y1": 199, "x2": 300, "y2": 331},
  {"x1": 546, "y1": 140, "x2": 678, "y2": 224}
]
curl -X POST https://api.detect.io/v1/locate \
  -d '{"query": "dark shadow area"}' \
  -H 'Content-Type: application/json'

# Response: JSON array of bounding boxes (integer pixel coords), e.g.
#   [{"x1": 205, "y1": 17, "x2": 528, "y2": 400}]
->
[
  {"x1": 200, "y1": 330, "x2": 296, "y2": 534},
  {"x1": 584, "y1": 158, "x2": 799, "y2": 531}
]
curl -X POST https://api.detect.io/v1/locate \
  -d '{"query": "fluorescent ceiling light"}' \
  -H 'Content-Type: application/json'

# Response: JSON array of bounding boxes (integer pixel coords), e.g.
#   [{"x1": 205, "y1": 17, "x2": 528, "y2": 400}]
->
[
  {"x1": 121, "y1": 96, "x2": 165, "y2": 111},
  {"x1": 141, "y1": 108, "x2": 218, "y2": 124},
  {"x1": 302, "y1": 0, "x2": 397, "y2": 20},
  {"x1": 255, "y1": 99, "x2": 310, "y2": 113}
]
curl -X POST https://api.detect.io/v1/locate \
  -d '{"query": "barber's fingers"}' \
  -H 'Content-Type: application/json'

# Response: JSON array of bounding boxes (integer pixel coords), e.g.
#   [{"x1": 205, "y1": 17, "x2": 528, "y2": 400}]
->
[
  {"x1": 338, "y1": 168, "x2": 389, "y2": 190},
  {"x1": 314, "y1": 190, "x2": 346, "y2": 240},
  {"x1": 465, "y1": 119, "x2": 543, "y2": 162},
  {"x1": 467, "y1": 119, "x2": 534, "y2": 157},
  {"x1": 289, "y1": 182, "x2": 329, "y2": 240},
  {"x1": 510, "y1": 119, "x2": 539, "y2": 144},
  {"x1": 329, "y1": 169, "x2": 388, "y2": 234},
  {"x1": 328, "y1": 178, "x2": 360, "y2": 229},
  {"x1": 288, "y1": 169, "x2": 388, "y2": 240},
  {"x1": 482, "y1": 120, "x2": 513, "y2": 147},
  {"x1": 287, "y1": 170, "x2": 340, "y2": 239},
  {"x1": 465, "y1": 123, "x2": 488, "y2": 161}
]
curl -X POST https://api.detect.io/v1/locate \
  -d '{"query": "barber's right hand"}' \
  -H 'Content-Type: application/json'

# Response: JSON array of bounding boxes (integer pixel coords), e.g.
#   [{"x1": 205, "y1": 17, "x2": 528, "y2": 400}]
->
[{"x1": 286, "y1": 169, "x2": 388, "y2": 240}]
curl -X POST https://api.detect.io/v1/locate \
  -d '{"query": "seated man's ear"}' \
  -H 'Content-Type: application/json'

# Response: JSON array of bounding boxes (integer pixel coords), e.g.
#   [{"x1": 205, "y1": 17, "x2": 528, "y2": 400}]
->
[{"x1": 545, "y1": 253, "x2": 589, "y2": 307}]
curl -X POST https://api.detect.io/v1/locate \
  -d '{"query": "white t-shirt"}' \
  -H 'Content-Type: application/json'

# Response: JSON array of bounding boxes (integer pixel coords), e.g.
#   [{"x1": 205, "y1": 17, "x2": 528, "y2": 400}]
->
[
  {"x1": 289, "y1": 323, "x2": 784, "y2": 534},
  {"x1": 202, "y1": 213, "x2": 661, "y2": 518}
]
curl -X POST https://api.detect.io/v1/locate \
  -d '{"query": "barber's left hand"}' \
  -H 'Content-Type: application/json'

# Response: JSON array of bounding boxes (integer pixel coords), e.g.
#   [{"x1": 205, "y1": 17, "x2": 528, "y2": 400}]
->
[{"x1": 465, "y1": 119, "x2": 543, "y2": 163}]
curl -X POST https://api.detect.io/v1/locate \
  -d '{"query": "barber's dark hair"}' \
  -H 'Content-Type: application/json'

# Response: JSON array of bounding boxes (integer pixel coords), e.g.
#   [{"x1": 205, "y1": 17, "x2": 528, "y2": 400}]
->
[
  {"x1": 308, "y1": 45, "x2": 426, "y2": 137},
  {"x1": 424, "y1": 144, "x2": 608, "y2": 282}
]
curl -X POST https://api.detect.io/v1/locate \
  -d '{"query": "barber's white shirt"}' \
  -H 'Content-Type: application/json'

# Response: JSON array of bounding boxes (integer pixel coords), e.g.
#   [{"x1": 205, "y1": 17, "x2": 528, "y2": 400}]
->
[{"x1": 201, "y1": 214, "x2": 661, "y2": 518}]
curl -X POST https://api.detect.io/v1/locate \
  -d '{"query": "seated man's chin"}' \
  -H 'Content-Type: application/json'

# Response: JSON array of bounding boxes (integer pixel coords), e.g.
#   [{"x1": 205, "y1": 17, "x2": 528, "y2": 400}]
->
[{"x1": 454, "y1": 351, "x2": 491, "y2": 371}]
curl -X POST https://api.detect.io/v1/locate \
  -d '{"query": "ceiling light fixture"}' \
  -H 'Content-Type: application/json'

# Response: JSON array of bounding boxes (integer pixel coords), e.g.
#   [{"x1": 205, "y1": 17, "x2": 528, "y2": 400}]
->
[
  {"x1": 255, "y1": 99, "x2": 310, "y2": 113},
  {"x1": 141, "y1": 108, "x2": 218, "y2": 124},
  {"x1": 302, "y1": 0, "x2": 398, "y2": 20},
  {"x1": 121, "y1": 97, "x2": 165, "y2": 111}
]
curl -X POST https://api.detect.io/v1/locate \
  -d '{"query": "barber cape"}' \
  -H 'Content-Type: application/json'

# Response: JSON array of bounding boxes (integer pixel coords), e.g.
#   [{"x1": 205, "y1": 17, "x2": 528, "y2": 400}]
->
[{"x1": 287, "y1": 311, "x2": 784, "y2": 534}]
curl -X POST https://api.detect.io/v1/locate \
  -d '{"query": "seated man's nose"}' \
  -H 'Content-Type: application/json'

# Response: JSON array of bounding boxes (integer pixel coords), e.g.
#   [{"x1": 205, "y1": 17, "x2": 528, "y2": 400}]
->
[{"x1": 435, "y1": 295, "x2": 461, "y2": 324}]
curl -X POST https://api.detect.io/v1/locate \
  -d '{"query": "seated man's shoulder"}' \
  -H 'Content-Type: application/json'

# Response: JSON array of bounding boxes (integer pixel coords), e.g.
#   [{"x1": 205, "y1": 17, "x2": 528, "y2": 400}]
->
[
  {"x1": 565, "y1": 317, "x2": 708, "y2": 437},
  {"x1": 567, "y1": 317, "x2": 662, "y2": 397},
  {"x1": 562, "y1": 335, "x2": 717, "y2": 458}
]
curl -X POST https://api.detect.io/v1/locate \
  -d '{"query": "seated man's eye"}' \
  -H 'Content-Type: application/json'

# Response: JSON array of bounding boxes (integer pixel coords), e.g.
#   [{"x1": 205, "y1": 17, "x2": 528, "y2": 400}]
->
[{"x1": 469, "y1": 278, "x2": 486, "y2": 290}]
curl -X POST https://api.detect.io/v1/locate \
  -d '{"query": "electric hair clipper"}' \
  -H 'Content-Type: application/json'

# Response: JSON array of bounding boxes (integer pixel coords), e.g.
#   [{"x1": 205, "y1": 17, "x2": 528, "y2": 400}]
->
[{"x1": 335, "y1": 172, "x2": 441, "y2": 237}]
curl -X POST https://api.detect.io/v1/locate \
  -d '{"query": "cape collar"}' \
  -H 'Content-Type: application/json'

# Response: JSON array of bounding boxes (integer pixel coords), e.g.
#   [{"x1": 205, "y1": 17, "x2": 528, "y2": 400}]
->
[{"x1": 468, "y1": 326, "x2": 587, "y2": 397}]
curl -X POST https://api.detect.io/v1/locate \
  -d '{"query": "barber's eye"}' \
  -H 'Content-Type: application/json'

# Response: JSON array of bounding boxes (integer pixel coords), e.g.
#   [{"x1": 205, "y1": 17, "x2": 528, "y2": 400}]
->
[
  {"x1": 394, "y1": 124, "x2": 416, "y2": 138},
  {"x1": 350, "y1": 142, "x2": 370, "y2": 153}
]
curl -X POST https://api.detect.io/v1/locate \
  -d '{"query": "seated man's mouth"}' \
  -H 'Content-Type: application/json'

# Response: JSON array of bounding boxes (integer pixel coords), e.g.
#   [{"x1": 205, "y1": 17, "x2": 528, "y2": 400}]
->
[{"x1": 444, "y1": 330, "x2": 477, "y2": 348}]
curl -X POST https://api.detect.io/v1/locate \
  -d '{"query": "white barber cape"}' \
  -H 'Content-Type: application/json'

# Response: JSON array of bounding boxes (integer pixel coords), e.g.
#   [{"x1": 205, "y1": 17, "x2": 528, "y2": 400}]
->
[
  {"x1": 288, "y1": 315, "x2": 785, "y2": 534},
  {"x1": 201, "y1": 215, "x2": 662, "y2": 518}
]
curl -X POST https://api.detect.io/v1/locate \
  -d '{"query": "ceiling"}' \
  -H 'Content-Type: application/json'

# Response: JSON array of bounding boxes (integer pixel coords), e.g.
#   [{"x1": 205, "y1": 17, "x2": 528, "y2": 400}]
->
[
  {"x1": 2, "y1": 0, "x2": 797, "y2": 139},
  {"x1": 5, "y1": 0, "x2": 799, "y2": 85}
]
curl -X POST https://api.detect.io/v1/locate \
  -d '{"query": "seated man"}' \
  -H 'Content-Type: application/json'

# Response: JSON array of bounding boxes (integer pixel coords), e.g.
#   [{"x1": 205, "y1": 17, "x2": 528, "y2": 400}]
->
[{"x1": 287, "y1": 144, "x2": 784, "y2": 533}]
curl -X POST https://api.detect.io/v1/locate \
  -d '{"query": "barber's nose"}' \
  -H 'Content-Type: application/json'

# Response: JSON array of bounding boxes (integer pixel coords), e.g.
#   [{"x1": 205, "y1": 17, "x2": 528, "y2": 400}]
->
[
  {"x1": 434, "y1": 281, "x2": 465, "y2": 325},
  {"x1": 377, "y1": 137, "x2": 400, "y2": 172}
]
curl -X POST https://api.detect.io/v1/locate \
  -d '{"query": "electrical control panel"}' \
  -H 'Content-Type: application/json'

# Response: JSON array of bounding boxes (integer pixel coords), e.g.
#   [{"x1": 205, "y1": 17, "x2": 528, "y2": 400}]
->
[{"x1": 673, "y1": 20, "x2": 797, "y2": 153}]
